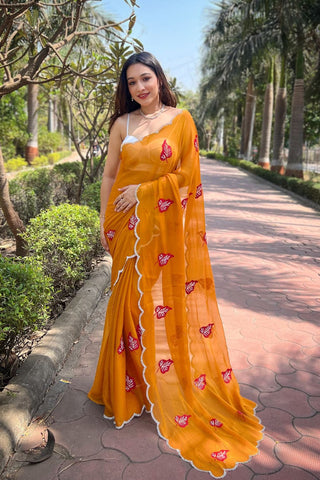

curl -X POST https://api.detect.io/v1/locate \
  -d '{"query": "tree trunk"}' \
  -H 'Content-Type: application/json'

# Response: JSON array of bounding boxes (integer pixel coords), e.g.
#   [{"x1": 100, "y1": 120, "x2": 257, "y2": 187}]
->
[
  {"x1": 246, "y1": 98, "x2": 256, "y2": 161},
  {"x1": 286, "y1": 44, "x2": 304, "y2": 178},
  {"x1": 0, "y1": 145, "x2": 27, "y2": 256},
  {"x1": 242, "y1": 76, "x2": 256, "y2": 161},
  {"x1": 271, "y1": 54, "x2": 287, "y2": 174},
  {"x1": 48, "y1": 97, "x2": 54, "y2": 133},
  {"x1": 285, "y1": 78, "x2": 304, "y2": 178},
  {"x1": 271, "y1": 87, "x2": 287, "y2": 173},
  {"x1": 258, "y1": 60, "x2": 274, "y2": 169},
  {"x1": 25, "y1": 83, "x2": 39, "y2": 164}
]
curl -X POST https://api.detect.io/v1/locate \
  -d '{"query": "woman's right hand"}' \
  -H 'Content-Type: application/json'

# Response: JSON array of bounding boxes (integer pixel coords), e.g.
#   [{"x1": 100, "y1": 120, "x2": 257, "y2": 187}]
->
[{"x1": 100, "y1": 223, "x2": 110, "y2": 252}]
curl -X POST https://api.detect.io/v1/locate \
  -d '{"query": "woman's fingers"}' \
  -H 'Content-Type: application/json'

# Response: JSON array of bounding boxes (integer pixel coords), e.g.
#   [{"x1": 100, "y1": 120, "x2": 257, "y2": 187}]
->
[
  {"x1": 114, "y1": 191, "x2": 136, "y2": 212},
  {"x1": 114, "y1": 185, "x2": 138, "y2": 212}
]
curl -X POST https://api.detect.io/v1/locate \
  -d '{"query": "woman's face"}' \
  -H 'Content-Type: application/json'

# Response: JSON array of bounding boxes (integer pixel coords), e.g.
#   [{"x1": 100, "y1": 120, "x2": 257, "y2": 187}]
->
[{"x1": 126, "y1": 63, "x2": 160, "y2": 109}]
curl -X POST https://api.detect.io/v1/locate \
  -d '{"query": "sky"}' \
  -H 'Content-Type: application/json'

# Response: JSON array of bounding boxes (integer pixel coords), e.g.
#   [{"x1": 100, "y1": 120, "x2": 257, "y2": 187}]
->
[{"x1": 100, "y1": 0, "x2": 218, "y2": 92}]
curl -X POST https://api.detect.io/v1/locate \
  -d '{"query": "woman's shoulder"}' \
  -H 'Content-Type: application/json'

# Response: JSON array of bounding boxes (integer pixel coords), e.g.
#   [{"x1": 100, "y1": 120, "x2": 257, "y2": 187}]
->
[{"x1": 165, "y1": 106, "x2": 193, "y2": 123}]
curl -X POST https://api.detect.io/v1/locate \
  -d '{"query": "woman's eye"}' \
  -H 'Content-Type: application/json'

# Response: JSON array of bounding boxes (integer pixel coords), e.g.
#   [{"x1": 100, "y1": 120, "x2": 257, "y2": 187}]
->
[
  {"x1": 129, "y1": 81, "x2": 135, "y2": 86},
  {"x1": 143, "y1": 77, "x2": 151, "y2": 81}
]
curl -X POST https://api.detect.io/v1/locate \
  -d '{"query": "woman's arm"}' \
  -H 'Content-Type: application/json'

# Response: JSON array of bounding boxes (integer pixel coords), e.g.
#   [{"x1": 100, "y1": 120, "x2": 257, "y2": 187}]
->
[{"x1": 100, "y1": 118, "x2": 123, "y2": 251}]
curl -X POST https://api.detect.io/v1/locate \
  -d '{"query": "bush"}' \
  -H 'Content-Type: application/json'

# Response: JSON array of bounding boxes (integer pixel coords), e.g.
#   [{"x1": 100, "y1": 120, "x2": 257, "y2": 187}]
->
[
  {"x1": 81, "y1": 181, "x2": 101, "y2": 211},
  {"x1": 9, "y1": 169, "x2": 53, "y2": 224},
  {"x1": 32, "y1": 155, "x2": 49, "y2": 167},
  {"x1": 22, "y1": 204, "x2": 100, "y2": 303},
  {"x1": 38, "y1": 126, "x2": 66, "y2": 154},
  {"x1": 48, "y1": 152, "x2": 60, "y2": 164},
  {"x1": 52, "y1": 161, "x2": 82, "y2": 204},
  {"x1": 0, "y1": 256, "x2": 53, "y2": 373},
  {"x1": 4, "y1": 157, "x2": 27, "y2": 172}
]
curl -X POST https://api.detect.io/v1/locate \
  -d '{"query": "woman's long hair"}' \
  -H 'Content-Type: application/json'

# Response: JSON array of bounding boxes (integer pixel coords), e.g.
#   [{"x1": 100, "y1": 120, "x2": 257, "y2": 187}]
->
[{"x1": 108, "y1": 51, "x2": 177, "y2": 132}]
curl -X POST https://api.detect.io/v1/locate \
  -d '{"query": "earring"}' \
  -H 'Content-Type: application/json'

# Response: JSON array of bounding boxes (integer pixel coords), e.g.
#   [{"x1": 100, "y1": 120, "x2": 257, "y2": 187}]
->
[{"x1": 131, "y1": 97, "x2": 134, "y2": 102}]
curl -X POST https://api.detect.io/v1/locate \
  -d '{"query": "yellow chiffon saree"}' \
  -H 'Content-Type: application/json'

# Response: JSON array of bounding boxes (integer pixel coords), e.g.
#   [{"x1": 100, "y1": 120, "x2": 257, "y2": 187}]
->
[{"x1": 88, "y1": 110, "x2": 263, "y2": 477}]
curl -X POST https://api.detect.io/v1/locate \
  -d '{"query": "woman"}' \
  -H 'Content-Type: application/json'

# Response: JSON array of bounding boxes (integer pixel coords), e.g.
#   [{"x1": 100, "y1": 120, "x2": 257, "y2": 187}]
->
[{"x1": 88, "y1": 51, "x2": 263, "y2": 477}]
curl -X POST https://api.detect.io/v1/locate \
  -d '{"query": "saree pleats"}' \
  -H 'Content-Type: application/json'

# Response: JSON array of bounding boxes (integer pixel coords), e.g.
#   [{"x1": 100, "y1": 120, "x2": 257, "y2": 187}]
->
[{"x1": 88, "y1": 110, "x2": 263, "y2": 477}]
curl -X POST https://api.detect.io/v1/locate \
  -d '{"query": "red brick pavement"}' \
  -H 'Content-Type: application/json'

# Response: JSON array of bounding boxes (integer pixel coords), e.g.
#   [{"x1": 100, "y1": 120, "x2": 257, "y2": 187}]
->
[{"x1": 4, "y1": 159, "x2": 320, "y2": 479}]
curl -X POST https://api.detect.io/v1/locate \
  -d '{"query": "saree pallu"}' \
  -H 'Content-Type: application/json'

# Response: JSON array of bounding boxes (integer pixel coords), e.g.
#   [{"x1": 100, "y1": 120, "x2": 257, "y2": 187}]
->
[{"x1": 88, "y1": 110, "x2": 264, "y2": 477}]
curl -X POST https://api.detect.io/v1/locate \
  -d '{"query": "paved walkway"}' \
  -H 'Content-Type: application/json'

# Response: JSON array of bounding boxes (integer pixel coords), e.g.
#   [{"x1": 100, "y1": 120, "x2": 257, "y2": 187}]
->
[{"x1": 4, "y1": 159, "x2": 320, "y2": 480}]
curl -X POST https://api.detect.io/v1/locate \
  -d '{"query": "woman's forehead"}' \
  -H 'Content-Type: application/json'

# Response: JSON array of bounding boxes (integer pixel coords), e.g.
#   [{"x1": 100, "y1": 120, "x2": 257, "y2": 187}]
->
[{"x1": 126, "y1": 63, "x2": 154, "y2": 80}]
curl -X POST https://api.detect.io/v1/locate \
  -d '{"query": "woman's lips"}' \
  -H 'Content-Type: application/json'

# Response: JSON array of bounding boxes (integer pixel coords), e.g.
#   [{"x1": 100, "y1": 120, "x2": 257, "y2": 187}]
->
[{"x1": 138, "y1": 93, "x2": 149, "y2": 99}]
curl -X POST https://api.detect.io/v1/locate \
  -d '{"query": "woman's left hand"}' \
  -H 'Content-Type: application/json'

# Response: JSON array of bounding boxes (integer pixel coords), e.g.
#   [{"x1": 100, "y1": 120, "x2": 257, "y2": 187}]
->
[{"x1": 114, "y1": 184, "x2": 138, "y2": 213}]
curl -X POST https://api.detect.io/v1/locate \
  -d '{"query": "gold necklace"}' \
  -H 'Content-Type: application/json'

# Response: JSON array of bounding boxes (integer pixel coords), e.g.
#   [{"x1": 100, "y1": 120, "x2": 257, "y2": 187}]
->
[{"x1": 140, "y1": 104, "x2": 165, "y2": 120}]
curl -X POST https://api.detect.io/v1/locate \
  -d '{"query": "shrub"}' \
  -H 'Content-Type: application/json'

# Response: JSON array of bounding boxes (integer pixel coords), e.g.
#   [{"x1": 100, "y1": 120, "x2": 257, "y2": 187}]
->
[
  {"x1": 52, "y1": 161, "x2": 82, "y2": 204},
  {"x1": 10, "y1": 169, "x2": 53, "y2": 224},
  {"x1": 4, "y1": 157, "x2": 27, "y2": 172},
  {"x1": 0, "y1": 256, "x2": 53, "y2": 374},
  {"x1": 81, "y1": 181, "x2": 101, "y2": 212},
  {"x1": 38, "y1": 126, "x2": 66, "y2": 154},
  {"x1": 22, "y1": 204, "x2": 100, "y2": 303},
  {"x1": 32, "y1": 155, "x2": 49, "y2": 167},
  {"x1": 48, "y1": 152, "x2": 60, "y2": 164}
]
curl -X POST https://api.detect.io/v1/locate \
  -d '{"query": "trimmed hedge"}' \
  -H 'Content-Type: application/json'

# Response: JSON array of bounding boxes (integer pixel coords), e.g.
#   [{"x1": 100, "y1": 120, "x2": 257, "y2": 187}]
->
[
  {"x1": 0, "y1": 256, "x2": 53, "y2": 377},
  {"x1": 4, "y1": 157, "x2": 28, "y2": 172},
  {"x1": 4, "y1": 150, "x2": 71, "y2": 173},
  {"x1": 22, "y1": 203, "x2": 100, "y2": 303},
  {"x1": 201, "y1": 151, "x2": 320, "y2": 205},
  {"x1": 9, "y1": 169, "x2": 53, "y2": 224},
  {"x1": 81, "y1": 181, "x2": 101, "y2": 212}
]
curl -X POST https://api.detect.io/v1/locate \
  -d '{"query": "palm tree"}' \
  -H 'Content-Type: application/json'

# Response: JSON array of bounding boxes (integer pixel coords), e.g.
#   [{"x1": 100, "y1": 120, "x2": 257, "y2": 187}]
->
[
  {"x1": 271, "y1": 54, "x2": 287, "y2": 173},
  {"x1": 258, "y1": 57, "x2": 274, "y2": 168},
  {"x1": 201, "y1": 0, "x2": 319, "y2": 176}
]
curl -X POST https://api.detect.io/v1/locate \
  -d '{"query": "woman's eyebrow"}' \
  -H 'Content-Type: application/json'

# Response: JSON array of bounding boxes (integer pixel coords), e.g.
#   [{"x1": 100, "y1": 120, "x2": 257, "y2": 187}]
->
[{"x1": 127, "y1": 72, "x2": 151, "y2": 80}]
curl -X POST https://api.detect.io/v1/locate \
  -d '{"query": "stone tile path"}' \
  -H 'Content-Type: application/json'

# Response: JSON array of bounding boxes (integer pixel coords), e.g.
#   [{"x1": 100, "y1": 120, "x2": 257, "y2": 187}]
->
[{"x1": 3, "y1": 159, "x2": 320, "y2": 479}]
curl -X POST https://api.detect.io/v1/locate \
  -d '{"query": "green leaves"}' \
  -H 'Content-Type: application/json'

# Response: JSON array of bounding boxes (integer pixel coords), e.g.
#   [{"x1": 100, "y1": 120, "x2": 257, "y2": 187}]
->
[
  {"x1": 0, "y1": 256, "x2": 53, "y2": 361},
  {"x1": 22, "y1": 203, "x2": 100, "y2": 303}
]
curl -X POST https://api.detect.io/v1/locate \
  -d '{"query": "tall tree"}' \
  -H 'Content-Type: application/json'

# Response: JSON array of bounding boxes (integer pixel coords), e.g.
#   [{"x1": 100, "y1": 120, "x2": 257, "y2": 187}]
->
[
  {"x1": 258, "y1": 58, "x2": 274, "y2": 168},
  {"x1": 26, "y1": 83, "x2": 39, "y2": 164},
  {"x1": 271, "y1": 55, "x2": 287, "y2": 173},
  {"x1": 0, "y1": 0, "x2": 137, "y2": 255}
]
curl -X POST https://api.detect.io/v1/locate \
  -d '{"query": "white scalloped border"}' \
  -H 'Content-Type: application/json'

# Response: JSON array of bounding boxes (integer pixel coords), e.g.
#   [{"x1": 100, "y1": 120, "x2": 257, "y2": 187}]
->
[{"x1": 105, "y1": 137, "x2": 265, "y2": 477}]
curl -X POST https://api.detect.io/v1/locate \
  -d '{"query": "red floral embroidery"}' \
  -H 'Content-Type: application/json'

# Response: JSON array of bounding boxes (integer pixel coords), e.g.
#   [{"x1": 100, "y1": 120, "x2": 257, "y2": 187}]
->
[
  {"x1": 106, "y1": 229, "x2": 115, "y2": 240},
  {"x1": 211, "y1": 450, "x2": 229, "y2": 461},
  {"x1": 237, "y1": 410, "x2": 245, "y2": 419},
  {"x1": 160, "y1": 140, "x2": 172, "y2": 162},
  {"x1": 195, "y1": 183, "x2": 203, "y2": 198},
  {"x1": 222, "y1": 368, "x2": 232, "y2": 383},
  {"x1": 117, "y1": 336, "x2": 124, "y2": 354},
  {"x1": 175, "y1": 415, "x2": 191, "y2": 427},
  {"x1": 210, "y1": 418, "x2": 223, "y2": 428},
  {"x1": 125, "y1": 373, "x2": 136, "y2": 392},
  {"x1": 199, "y1": 323, "x2": 214, "y2": 338},
  {"x1": 136, "y1": 324, "x2": 143, "y2": 342},
  {"x1": 194, "y1": 374, "x2": 206, "y2": 390},
  {"x1": 128, "y1": 214, "x2": 138, "y2": 230},
  {"x1": 157, "y1": 198, "x2": 174, "y2": 212},
  {"x1": 155, "y1": 305, "x2": 172, "y2": 319},
  {"x1": 158, "y1": 253, "x2": 174, "y2": 266},
  {"x1": 200, "y1": 231, "x2": 207, "y2": 244},
  {"x1": 158, "y1": 359, "x2": 173, "y2": 373},
  {"x1": 194, "y1": 134, "x2": 199, "y2": 152},
  {"x1": 181, "y1": 197, "x2": 189, "y2": 209},
  {"x1": 185, "y1": 280, "x2": 198, "y2": 294},
  {"x1": 181, "y1": 192, "x2": 192, "y2": 209},
  {"x1": 128, "y1": 332, "x2": 139, "y2": 351}
]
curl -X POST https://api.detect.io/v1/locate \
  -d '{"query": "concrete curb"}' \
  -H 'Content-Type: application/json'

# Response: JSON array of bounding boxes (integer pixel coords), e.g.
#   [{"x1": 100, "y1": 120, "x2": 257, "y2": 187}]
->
[{"x1": 0, "y1": 255, "x2": 112, "y2": 474}]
